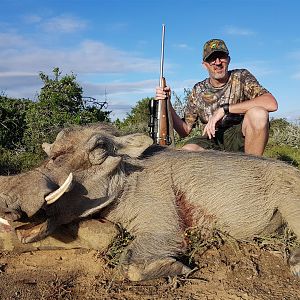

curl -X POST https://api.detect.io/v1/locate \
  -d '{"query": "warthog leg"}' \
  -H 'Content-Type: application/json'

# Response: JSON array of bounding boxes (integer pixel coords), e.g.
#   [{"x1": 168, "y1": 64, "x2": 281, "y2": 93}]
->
[
  {"x1": 118, "y1": 234, "x2": 190, "y2": 281},
  {"x1": 289, "y1": 248, "x2": 300, "y2": 277}
]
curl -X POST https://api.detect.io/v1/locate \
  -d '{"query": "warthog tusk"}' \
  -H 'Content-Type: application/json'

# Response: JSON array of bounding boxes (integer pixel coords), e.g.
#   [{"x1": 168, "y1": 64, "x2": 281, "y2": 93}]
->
[
  {"x1": 45, "y1": 173, "x2": 73, "y2": 204},
  {"x1": 0, "y1": 217, "x2": 9, "y2": 226}
]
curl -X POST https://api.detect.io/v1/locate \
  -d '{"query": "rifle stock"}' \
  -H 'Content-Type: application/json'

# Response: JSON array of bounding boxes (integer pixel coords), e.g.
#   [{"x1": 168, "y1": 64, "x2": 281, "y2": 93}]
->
[{"x1": 157, "y1": 77, "x2": 174, "y2": 146}]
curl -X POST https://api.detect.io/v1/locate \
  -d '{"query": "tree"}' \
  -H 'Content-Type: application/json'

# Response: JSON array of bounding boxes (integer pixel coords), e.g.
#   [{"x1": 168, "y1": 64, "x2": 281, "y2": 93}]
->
[
  {"x1": 268, "y1": 118, "x2": 300, "y2": 149},
  {"x1": 0, "y1": 68, "x2": 111, "y2": 173},
  {"x1": 38, "y1": 67, "x2": 84, "y2": 114},
  {"x1": 116, "y1": 97, "x2": 152, "y2": 133},
  {"x1": 23, "y1": 68, "x2": 110, "y2": 153},
  {"x1": 0, "y1": 96, "x2": 31, "y2": 150}
]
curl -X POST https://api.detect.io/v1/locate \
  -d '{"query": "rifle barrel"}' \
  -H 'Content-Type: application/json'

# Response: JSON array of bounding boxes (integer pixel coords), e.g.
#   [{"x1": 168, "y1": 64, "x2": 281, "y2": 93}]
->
[{"x1": 159, "y1": 24, "x2": 165, "y2": 87}]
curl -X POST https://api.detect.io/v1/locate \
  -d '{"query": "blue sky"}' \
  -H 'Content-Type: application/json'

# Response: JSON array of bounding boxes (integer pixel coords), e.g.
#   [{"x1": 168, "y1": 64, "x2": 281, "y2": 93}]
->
[{"x1": 0, "y1": 0, "x2": 299, "y2": 121}]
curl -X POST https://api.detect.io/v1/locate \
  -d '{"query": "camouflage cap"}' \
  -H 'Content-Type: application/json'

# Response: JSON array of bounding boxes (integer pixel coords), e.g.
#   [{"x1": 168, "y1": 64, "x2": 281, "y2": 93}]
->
[{"x1": 203, "y1": 39, "x2": 229, "y2": 61}]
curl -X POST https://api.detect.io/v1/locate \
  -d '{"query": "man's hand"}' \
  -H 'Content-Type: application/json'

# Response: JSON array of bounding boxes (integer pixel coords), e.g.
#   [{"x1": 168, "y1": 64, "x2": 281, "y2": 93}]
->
[
  {"x1": 203, "y1": 108, "x2": 225, "y2": 139},
  {"x1": 155, "y1": 86, "x2": 171, "y2": 101}
]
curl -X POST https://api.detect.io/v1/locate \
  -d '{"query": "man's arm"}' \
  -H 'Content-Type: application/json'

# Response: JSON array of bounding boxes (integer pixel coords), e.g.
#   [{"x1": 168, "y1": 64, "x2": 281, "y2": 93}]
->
[
  {"x1": 228, "y1": 93, "x2": 278, "y2": 114},
  {"x1": 203, "y1": 93, "x2": 278, "y2": 139},
  {"x1": 155, "y1": 86, "x2": 192, "y2": 138}
]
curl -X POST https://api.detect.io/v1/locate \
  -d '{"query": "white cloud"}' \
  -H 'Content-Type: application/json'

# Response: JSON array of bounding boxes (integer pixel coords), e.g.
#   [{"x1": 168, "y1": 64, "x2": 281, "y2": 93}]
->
[
  {"x1": 82, "y1": 79, "x2": 156, "y2": 96},
  {"x1": 0, "y1": 73, "x2": 41, "y2": 99},
  {"x1": 0, "y1": 32, "x2": 29, "y2": 48},
  {"x1": 0, "y1": 32, "x2": 159, "y2": 119},
  {"x1": 23, "y1": 14, "x2": 88, "y2": 34},
  {"x1": 0, "y1": 37, "x2": 158, "y2": 76},
  {"x1": 0, "y1": 71, "x2": 37, "y2": 77},
  {"x1": 0, "y1": 20, "x2": 162, "y2": 119},
  {"x1": 107, "y1": 103, "x2": 134, "y2": 121},
  {"x1": 79, "y1": 80, "x2": 157, "y2": 121},
  {"x1": 224, "y1": 25, "x2": 255, "y2": 36},
  {"x1": 41, "y1": 15, "x2": 88, "y2": 33},
  {"x1": 69, "y1": 40, "x2": 158, "y2": 73},
  {"x1": 273, "y1": 109, "x2": 300, "y2": 122}
]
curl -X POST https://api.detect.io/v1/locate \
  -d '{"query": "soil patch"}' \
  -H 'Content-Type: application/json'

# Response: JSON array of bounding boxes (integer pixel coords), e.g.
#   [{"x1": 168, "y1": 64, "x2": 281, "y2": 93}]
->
[{"x1": 1, "y1": 240, "x2": 300, "y2": 299}]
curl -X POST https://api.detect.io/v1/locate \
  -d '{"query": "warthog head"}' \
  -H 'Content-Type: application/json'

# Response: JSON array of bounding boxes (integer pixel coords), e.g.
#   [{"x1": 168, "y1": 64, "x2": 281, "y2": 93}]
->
[{"x1": 0, "y1": 123, "x2": 153, "y2": 243}]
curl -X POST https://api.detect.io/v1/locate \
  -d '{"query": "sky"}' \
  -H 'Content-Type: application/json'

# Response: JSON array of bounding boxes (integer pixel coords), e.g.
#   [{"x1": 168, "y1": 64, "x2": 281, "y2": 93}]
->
[{"x1": 0, "y1": 0, "x2": 299, "y2": 121}]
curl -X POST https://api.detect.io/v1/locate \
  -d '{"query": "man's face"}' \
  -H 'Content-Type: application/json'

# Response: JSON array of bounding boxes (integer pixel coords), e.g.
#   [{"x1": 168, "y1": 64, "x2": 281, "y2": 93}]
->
[{"x1": 203, "y1": 51, "x2": 230, "y2": 81}]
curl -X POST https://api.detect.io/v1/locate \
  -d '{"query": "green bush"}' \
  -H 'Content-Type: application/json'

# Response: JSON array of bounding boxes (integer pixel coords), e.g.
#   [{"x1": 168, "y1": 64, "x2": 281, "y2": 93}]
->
[
  {"x1": 0, "y1": 68, "x2": 111, "y2": 173},
  {"x1": 262, "y1": 118, "x2": 300, "y2": 167},
  {"x1": 268, "y1": 118, "x2": 300, "y2": 149},
  {"x1": 0, "y1": 96, "x2": 31, "y2": 150},
  {"x1": 264, "y1": 145, "x2": 300, "y2": 167},
  {"x1": 23, "y1": 68, "x2": 111, "y2": 153},
  {"x1": 0, "y1": 147, "x2": 43, "y2": 175},
  {"x1": 115, "y1": 97, "x2": 151, "y2": 134}
]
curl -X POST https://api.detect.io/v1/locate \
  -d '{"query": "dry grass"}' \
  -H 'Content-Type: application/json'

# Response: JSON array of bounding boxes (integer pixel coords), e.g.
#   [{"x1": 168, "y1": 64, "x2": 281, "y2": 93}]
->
[
  {"x1": 103, "y1": 224, "x2": 134, "y2": 268},
  {"x1": 185, "y1": 225, "x2": 300, "y2": 268},
  {"x1": 41, "y1": 275, "x2": 75, "y2": 300}
]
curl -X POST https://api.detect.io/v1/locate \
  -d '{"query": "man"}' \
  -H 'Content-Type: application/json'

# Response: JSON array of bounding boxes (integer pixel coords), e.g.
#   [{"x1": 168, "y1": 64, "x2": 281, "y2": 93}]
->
[{"x1": 155, "y1": 39, "x2": 278, "y2": 156}]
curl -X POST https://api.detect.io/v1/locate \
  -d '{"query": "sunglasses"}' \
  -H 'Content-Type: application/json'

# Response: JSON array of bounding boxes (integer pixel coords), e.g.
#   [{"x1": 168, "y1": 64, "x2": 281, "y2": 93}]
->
[{"x1": 205, "y1": 52, "x2": 229, "y2": 65}]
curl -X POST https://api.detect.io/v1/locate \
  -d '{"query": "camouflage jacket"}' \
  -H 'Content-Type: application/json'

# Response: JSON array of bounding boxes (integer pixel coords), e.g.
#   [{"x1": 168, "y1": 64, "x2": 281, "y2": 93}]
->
[{"x1": 184, "y1": 69, "x2": 269, "y2": 128}]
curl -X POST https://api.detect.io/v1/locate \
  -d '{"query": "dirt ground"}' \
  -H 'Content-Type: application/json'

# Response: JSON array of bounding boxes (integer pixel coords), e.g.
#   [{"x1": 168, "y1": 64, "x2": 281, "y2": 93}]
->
[{"x1": 1, "y1": 238, "x2": 300, "y2": 300}]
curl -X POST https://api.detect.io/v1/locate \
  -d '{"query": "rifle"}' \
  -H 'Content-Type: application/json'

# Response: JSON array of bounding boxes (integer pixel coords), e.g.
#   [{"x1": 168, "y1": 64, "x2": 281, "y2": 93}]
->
[{"x1": 149, "y1": 24, "x2": 174, "y2": 146}]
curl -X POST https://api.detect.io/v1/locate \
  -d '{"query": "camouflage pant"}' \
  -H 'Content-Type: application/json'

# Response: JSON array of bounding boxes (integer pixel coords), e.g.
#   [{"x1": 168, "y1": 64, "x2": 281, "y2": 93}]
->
[{"x1": 184, "y1": 123, "x2": 245, "y2": 152}]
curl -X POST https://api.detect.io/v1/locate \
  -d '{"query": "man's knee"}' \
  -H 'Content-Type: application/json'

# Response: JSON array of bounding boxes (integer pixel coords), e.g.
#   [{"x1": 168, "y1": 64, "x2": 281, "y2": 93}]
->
[{"x1": 243, "y1": 107, "x2": 269, "y2": 132}]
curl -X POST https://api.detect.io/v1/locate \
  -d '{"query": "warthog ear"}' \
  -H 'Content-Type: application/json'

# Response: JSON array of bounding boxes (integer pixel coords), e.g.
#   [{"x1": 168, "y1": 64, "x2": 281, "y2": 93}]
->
[
  {"x1": 42, "y1": 142, "x2": 52, "y2": 156},
  {"x1": 114, "y1": 134, "x2": 153, "y2": 158}
]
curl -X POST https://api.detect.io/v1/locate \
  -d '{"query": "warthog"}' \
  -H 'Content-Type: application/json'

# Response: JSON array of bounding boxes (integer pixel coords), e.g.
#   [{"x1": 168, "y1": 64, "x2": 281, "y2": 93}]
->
[{"x1": 1, "y1": 123, "x2": 300, "y2": 281}]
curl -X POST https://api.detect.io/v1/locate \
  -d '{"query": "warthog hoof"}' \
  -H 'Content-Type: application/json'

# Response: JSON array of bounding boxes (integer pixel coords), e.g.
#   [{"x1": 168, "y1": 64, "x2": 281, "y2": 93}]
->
[
  {"x1": 289, "y1": 248, "x2": 300, "y2": 277},
  {"x1": 121, "y1": 257, "x2": 192, "y2": 281}
]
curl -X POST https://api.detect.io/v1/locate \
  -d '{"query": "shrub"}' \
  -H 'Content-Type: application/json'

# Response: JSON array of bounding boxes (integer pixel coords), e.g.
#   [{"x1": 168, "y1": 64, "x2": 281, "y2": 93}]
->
[
  {"x1": 0, "y1": 147, "x2": 43, "y2": 175},
  {"x1": 23, "y1": 68, "x2": 110, "y2": 153},
  {"x1": 268, "y1": 118, "x2": 300, "y2": 149},
  {"x1": 0, "y1": 68, "x2": 111, "y2": 173},
  {"x1": 263, "y1": 118, "x2": 300, "y2": 167},
  {"x1": 115, "y1": 97, "x2": 151, "y2": 134},
  {"x1": 0, "y1": 96, "x2": 31, "y2": 150}
]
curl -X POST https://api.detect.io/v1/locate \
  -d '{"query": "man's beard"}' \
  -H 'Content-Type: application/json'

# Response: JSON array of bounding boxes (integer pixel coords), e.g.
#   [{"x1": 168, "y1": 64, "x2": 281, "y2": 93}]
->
[{"x1": 209, "y1": 67, "x2": 228, "y2": 81}]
